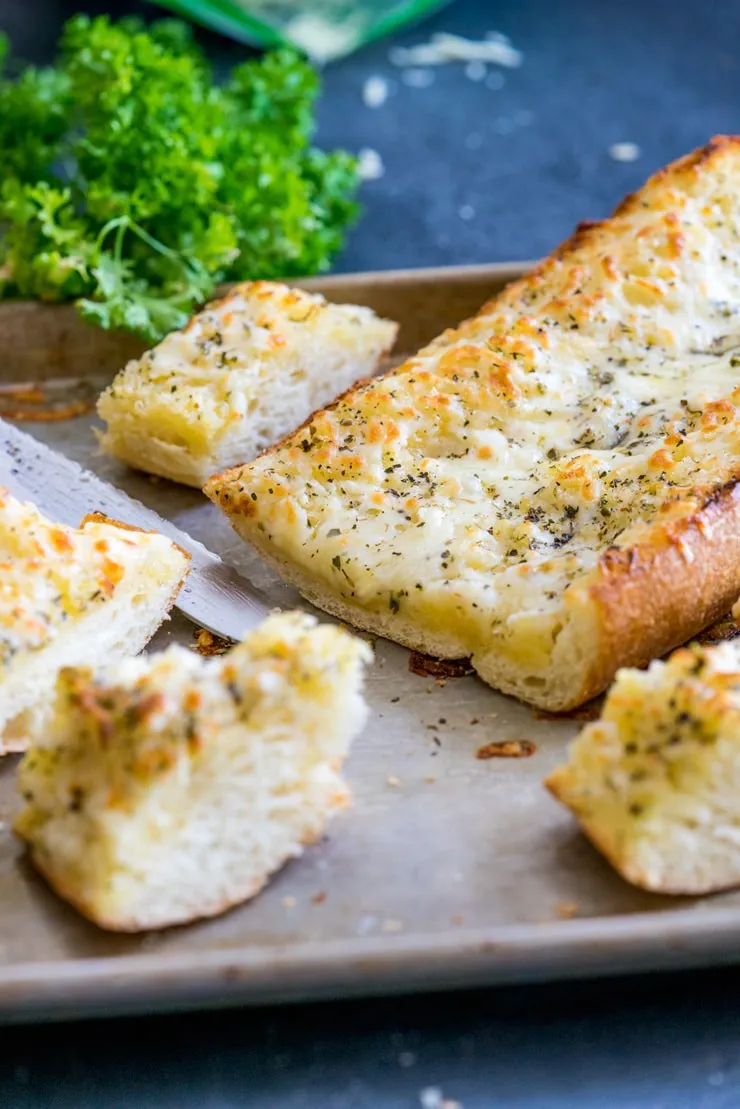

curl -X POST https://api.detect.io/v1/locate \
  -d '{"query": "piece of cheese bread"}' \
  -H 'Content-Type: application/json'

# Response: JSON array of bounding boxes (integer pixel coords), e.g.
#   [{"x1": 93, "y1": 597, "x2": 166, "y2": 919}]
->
[
  {"x1": 546, "y1": 609, "x2": 740, "y2": 895},
  {"x1": 206, "y1": 137, "x2": 740, "y2": 711},
  {"x1": 97, "y1": 281, "x2": 398, "y2": 488},
  {"x1": 0, "y1": 491, "x2": 189, "y2": 755},
  {"x1": 15, "y1": 613, "x2": 371, "y2": 932}
]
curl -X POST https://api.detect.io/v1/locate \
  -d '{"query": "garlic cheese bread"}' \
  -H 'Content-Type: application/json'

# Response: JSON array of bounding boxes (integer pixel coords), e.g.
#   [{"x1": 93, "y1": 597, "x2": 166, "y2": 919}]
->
[
  {"x1": 97, "y1": 281, "x2": 398, "y2": 488},
  {"x1": 15, "y1": 613, "x2": 371, "y2": 932},
  {"x1": 0, "y1": 491, "x2": 189, "y2": 754},
  {"x1": 207, "y1": 137, "x2": 740, "y2": 711},
  {"x1": 546, "y1": 611, "x2": 740, "y2": 895}
]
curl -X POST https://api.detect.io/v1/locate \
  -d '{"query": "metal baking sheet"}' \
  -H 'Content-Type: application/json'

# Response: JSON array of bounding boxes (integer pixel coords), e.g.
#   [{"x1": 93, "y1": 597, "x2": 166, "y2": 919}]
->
[{"x1": 1, "y1": 262, "x2": 740, "y2": 1024}]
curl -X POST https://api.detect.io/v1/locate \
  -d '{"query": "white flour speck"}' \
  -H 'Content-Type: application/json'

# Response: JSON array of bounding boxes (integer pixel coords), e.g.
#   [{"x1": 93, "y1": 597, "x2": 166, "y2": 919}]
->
[
  {"x1": 357, "y1": 147, "x2": 385, "y2": 181},
  {"x1": 458, "y1": 204, "x2": 475, "y2": 221},
  {"x1": 609, "y1": 141, "x2": 641, "y2": 162},
  {"x1": 420, "y1": 1087, "x2": 444, "y2": 1109},
  {"x1": 363, "y1": 75, "x2": 390, "y2": 108}
]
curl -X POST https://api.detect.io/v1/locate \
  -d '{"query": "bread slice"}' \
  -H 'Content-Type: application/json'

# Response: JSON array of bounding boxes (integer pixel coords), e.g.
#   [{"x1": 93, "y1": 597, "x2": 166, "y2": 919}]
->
[
  {"x1": 15, "y1": 612, "x2": 371, "y2": 932},
  {"x1": 545, "y1": 611, "x2": 740, "y2": 895},
  {"x1": 97, "y1": 281, "x2": 398, "y2": 488},
  {"x1": 0, "y1": 490, "x2": 189, "y2": 754},
  {"x1": 206, "y1": 137, "x2": 740, "y2": 711}
]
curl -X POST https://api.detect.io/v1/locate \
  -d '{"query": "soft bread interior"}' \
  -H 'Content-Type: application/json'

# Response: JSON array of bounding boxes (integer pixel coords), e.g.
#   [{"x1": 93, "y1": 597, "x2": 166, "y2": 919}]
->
[
  {"x1": 0, "y1": 496, "x2": 189, "y2": 754},
  {"x1": 546, "y1": 638, "x2": 740, "y2": 894},
  {"x1": 97, "y1": 281, "x2": 398, "y2": 488},
  {"x1": 15, "y1": 613, "x2": 371, "y2": 931},
  {"x1": 0, "y1": 550, "x2": 187, "y2": 753}
]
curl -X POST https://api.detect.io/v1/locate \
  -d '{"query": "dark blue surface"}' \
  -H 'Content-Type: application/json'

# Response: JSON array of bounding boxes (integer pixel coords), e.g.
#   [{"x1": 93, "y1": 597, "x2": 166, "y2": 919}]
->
[
  {"x1": 2, "y1": 0, "x2": 740, "y2": 1104},
  {"x1": 3, "y1": 969, "x2": 740, "y2": 1107}
]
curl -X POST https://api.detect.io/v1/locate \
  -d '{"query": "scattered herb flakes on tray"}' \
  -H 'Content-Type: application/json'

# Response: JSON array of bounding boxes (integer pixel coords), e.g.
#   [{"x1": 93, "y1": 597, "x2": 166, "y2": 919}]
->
[{"x1": 0, "y1": 16, "x2": 360, "y2": 342}]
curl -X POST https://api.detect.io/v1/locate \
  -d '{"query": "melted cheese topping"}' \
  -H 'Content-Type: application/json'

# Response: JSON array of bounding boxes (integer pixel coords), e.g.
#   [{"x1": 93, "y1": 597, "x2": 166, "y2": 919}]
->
[
  {"x1": 0, "y1": 490, "x2": 176, "y2": 673},
  {"x1": 18, "y1": 613, "x2": 371, "y2": 811},
  {"x1": 207, "y1": 141, "x2": 740, "y2": 675},
  {"x1": 98, "y1": 281, "x2": 394, "y2": 457},
  {"x1": 547, "y1": 637, "x2": 740, "y2": 889}
]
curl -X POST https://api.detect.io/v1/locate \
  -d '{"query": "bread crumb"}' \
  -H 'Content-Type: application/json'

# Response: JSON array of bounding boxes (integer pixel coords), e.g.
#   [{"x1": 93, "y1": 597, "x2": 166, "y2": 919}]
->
[
  {"x1": 554, "y1": 900, "x2": 579, "y2": 920},
  {"x1": 476, "y1": 739, "x2": 536, "y2": 759},
  {"x1": 193, "y1": 628, "x2": 235, "y2": 656},
  {"x1": 311, "y1": 891, "x2": 327, "y2": 905},
  {"x1": 281, "y1": 896, "x2": 296, "y2": 909},
  {"x1": 387, "y1": 775, "x2": 402, "y2": 787}
]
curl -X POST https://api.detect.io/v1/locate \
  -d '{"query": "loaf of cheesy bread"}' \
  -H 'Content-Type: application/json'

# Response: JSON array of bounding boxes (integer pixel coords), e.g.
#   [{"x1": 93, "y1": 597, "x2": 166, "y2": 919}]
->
[
  {"x1": 15, "y1": 612, "x2": 371, "y2": 931},
  {"x1": 206, "y1": 137, "x2": 740, "y2": 711},
  {"x1": 97, "y1": 281, "x2": 398, "y2": 487}
]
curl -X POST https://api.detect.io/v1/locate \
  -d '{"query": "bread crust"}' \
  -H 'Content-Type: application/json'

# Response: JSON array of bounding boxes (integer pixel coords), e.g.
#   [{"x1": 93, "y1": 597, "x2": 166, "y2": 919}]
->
[
  {"x1": 206, "y1": 137, "x2": 740, "y2": 711},
  {"x1": 566, "y1": 479, "x2": 740, "y2": 708}
]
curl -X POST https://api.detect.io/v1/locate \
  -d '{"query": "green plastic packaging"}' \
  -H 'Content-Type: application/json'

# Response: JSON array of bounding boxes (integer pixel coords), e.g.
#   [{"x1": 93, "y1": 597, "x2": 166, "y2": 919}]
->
[{"x1": 153, "y1": 0, "x2": 451, "y2": 62}]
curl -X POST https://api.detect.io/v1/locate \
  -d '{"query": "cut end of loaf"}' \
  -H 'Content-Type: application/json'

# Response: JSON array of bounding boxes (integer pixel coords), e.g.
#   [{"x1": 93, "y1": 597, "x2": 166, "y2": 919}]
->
[{"x1": 15, "y1": 611, "x2": 372, "y2": 931}]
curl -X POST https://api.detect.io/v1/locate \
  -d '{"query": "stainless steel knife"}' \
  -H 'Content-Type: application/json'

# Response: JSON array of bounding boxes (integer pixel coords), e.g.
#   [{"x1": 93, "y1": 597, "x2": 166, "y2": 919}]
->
[{"x1": 0, "y1": 419, "x2": 269, "y2": 641}]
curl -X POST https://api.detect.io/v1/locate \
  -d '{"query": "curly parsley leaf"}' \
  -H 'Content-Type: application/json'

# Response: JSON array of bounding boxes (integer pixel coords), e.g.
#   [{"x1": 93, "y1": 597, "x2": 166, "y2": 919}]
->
[{"x1": 0, "y1": 16, "x2": 359, "y2": 340}]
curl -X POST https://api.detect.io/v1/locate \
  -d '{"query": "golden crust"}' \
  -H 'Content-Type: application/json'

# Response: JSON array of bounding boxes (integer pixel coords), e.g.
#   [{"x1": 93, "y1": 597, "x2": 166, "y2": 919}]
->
[
  {"x1": 206, "y1": 138, "x2": 740, "y2": 710},
  {"x1": 566, "y1": 479, "x2": 740, "y2": 708}
]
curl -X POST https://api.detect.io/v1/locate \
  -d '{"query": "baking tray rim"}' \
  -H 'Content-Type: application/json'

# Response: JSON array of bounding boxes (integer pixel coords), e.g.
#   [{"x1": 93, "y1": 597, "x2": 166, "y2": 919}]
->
[
  {"x1": 2, "y1": 904, "x2": 739, "y2": 1022},
  {"x1": 1, "y1": 258, "x2": 737, "y2": 1024}
]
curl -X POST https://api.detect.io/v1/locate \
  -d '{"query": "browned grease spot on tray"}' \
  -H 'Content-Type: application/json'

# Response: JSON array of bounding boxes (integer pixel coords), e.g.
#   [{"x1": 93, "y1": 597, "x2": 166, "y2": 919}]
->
[
  {"x1": 535, "y1": 698, "x2": 604, "y2": 723},
  {"x1": 0, "y1": 381, "x2": 96, "y2": 422},
  {"x1": 409, "y1": 652, "x2": 474, "y2": 681},
  {"x1": 193, "y1": 628, "x2": 235, "y2": 656},
  {"x1": 476, "y1": 739, "x2": 537, "y2": 759},
  {"x1": 695, "y1": 611, "x2": 740, "y2": 646}
]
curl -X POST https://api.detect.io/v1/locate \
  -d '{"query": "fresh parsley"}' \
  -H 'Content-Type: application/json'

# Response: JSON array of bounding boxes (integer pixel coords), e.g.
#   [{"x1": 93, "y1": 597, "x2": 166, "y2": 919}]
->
[{"x1": 0, "y1": 16, "x2": 359, "y2": 341}]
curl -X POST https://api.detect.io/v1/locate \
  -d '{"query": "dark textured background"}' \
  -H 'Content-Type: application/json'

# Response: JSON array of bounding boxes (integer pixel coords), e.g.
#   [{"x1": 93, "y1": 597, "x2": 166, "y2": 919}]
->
[{"x1": 1, "y1": 1, "x2": 740, "y2": 1105}]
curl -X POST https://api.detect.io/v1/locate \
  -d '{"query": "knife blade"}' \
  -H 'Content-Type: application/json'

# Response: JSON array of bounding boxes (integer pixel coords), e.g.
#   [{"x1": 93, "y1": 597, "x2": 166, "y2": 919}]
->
[{"x1": 0, "y1": 419, "x2": 270, "y2": 642}]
